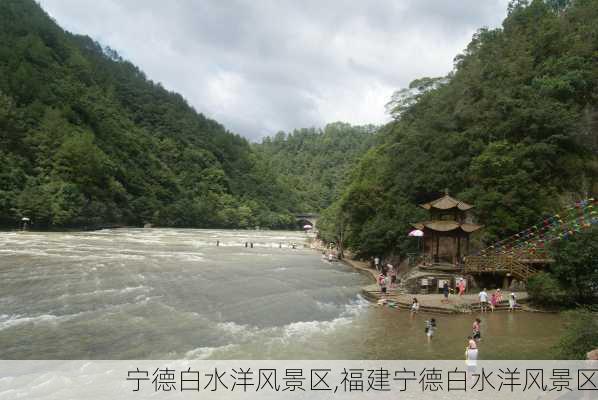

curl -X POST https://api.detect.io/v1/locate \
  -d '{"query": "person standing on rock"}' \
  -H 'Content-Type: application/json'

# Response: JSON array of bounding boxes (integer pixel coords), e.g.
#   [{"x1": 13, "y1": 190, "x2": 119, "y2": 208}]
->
[
  {"x1": 374, "y1": 256, "x2": 380, "y2": 271},
  {"x1": 478, "y1": 288, "x2": 489, "y2": 312}
]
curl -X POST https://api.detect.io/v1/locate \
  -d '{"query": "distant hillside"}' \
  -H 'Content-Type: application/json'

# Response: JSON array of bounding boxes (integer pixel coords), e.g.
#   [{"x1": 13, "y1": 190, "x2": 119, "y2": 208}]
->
[
  {"x1": 0, "y1": 0, "x2": 296, "y2": 229},
  {"x1": 254, "y1": 122, "x2": 379, "y2": 213}
]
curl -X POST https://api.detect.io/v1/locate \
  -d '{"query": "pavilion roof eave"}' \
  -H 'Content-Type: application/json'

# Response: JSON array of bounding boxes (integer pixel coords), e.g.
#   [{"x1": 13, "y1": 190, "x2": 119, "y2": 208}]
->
[
  {"x1": 419, "y1": 194, "x2": 474, "y2": 211},
  {"x1": 411, "y1": 221, "x2": 483, "y2": 233}
]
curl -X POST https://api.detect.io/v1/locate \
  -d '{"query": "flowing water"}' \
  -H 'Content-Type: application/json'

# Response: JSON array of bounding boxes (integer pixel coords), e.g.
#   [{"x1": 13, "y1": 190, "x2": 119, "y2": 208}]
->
[{"x1": 0, "y1": 229, "x2": 564, "y2": 359}]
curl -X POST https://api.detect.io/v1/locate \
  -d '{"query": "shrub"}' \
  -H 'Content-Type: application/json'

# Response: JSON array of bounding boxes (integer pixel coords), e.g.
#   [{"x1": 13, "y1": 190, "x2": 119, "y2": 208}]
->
[
  {"x1": 550, "y1": 226, "x2": 598, "y2": 304},
  {"x1": 527, "y1": 272, "x2": 567, "y2": 307},
  {"x1": 554, "y1": 309, "x2": 598, "y2": 359}
]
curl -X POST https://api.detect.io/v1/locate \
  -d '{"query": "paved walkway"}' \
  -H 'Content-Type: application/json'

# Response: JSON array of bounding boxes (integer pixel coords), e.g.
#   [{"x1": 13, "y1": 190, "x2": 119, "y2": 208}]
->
[{"x1": 342, "y1": 257, "x2": 529, "y2": 313}]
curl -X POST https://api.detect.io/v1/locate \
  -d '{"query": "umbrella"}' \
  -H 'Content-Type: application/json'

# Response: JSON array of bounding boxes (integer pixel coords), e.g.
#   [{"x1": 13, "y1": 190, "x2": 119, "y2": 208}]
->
[
  {"x1": 303, "y1": 224, "x2": 313, "y2": 229},
  {"x1": 21, "y1": 217, "x2": 30, "y2": 221},
  {"x1": 408, "y1": 229, "x2": 423, "y2": 237}
]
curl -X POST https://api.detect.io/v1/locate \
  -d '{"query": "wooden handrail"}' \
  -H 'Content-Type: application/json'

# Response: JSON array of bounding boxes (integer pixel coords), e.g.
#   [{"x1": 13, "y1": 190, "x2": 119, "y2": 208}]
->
[{"x1": 463, "y1": 255, "x2": 539, "y2": 281}]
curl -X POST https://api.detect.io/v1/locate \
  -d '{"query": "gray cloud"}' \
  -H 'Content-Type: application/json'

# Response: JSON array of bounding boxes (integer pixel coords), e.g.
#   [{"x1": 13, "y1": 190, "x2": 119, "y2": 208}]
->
[{"x1": 39, "y1": 0, "x2": 509, "y2": 141}]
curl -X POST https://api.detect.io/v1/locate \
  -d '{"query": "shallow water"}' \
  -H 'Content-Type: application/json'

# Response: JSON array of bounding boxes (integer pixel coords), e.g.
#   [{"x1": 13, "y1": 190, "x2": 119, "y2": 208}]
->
[{"x1": 0, "y1": 228, "x2": 564, "y2": 359}]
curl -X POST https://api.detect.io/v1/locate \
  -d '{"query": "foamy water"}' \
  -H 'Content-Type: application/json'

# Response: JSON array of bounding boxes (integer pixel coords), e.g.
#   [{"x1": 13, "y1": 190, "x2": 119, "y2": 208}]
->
[
  {"x1": 0, "y1": 228, "x2": 372, "y2": 359},
  {"x1": 0, "y1": 228, "x2": 564, "y2": 359}
]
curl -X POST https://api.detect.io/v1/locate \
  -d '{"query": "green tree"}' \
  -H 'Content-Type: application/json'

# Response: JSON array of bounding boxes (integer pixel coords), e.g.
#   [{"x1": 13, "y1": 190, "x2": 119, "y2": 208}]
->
[
  {"x1": 554, "y1": 309, "x2": 598, "y2": 359},
  {"x1": 549, "y1": 226, "x2": 598, "y2": 304},
  {"x1": 325, "y1": 0, "x2": 598, "y2": 260},
  {"x1": 0, "y1": 0, "x2": 302, "y2": 230}
]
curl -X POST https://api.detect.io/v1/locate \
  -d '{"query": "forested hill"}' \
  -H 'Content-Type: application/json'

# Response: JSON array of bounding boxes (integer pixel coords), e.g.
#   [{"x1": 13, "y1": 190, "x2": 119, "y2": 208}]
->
[
  {"x1": 320, "y1": 0, "x2": 598, "y2": 257},
  {"x1": 254, "y1": 123, "x2": 379, "y2": 213},
  {"x1": 0, "y1": 0, "x2": 298, "y2": 229}
]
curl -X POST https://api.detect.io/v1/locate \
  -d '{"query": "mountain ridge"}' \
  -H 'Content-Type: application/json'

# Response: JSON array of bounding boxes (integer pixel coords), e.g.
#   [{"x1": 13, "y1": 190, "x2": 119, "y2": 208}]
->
[{"x1": 0, "y1": 0, "x2": 297, "y2": 229}]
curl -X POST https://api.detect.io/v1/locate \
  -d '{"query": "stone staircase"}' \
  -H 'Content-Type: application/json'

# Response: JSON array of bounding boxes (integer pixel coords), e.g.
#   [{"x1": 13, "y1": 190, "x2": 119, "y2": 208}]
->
[
  {"x1": 361, "y1": 284, "x2": 458, "y2": 315},
  {"x1": 468, "y1": 300, "x2": 522, "y2": 312},
  {"x1": 361, "y1": 289, "x2": 457, "y2": 314}
]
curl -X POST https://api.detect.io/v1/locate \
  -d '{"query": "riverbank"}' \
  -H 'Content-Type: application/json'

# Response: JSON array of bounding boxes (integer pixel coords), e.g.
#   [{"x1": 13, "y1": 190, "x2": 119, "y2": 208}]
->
[
  {"x1": 1, "y1": 228, "x2": 568, "y2": 359},
  {"x1": 340, "y1": 257, "x2": 532, "y2": 314},
  {"x1": 2, "y1": 224, "x2": 128, "y2": 232}
]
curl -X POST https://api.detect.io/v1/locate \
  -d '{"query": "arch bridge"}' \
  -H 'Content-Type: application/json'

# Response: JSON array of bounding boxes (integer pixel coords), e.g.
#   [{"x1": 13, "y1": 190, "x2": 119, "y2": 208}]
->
[{"x1": 295, "y1": 213, "x2": 319, "y2": 229}]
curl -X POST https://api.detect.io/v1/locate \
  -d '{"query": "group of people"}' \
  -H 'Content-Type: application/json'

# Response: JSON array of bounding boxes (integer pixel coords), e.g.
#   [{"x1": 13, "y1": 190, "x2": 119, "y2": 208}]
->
[
  {"x1": 372, "y1": 255, "x2": 518, "y2": 361},
  {"x1": 376, "y1": 257, "x2": 398, "y2": 294},
  {"x1": 478, "y1": 288, "x2": 518, "y2": 312},
  {"x1": 388, "y1": 292, "x2": 522, "y2": 361},
  {"x1": 322, "y1": 251, "x2": 337, "y2": 262},
  {"x1": 421, "y1": 316, "x2": 481, "y2": 362}
]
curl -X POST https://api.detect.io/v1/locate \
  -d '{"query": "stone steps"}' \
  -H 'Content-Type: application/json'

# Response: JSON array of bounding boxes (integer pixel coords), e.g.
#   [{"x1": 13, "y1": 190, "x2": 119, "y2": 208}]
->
[
  {"x1": 361, "y1": 289, "x2": 457, "y2": 315},
  {"x1": 468, "y1": 299, "x2": 522, "y2": 311}
]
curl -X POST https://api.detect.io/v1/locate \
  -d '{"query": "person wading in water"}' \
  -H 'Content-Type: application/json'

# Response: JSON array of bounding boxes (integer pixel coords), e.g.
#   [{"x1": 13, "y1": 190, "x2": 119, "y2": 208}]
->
[
  {"x1": 411, "y1": 298, "x2": 419, "y2": 314},
  {"x1": 466, "y1": 336, "x2": 478, "y2": 367},
  {"x1": 472, "y1": 318, "x2": 482, "y2": 342},
  {"x1": 425, "y1": 318, "x2": 436, "y2": 342}
]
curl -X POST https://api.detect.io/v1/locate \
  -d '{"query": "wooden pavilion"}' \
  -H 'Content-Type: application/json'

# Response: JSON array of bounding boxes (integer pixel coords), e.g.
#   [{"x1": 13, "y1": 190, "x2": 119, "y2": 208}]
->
[{"x1": 411, "y1": 190, "x2": 482, "y2": 265}]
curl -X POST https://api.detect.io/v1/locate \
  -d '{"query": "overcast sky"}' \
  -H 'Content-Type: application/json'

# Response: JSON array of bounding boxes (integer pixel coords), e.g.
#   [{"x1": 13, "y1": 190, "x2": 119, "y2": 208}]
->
[{"x1": 39, "y1": 0, "x2": 509, "y2": 141}]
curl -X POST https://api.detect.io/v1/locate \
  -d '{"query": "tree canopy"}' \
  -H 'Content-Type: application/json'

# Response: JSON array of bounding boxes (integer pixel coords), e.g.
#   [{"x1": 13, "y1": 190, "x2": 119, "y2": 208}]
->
[
  {"x1": 1, "y1": 0, "x2": 596, "y2": 241},
  {"x1": 319, "y1": 0, "x2": 598, "y2": 258},
  {"x1": 0, "y1": 0, "x2": 297, "y2": 229},
  {"x1": 254, "y1": 123, "x2": 379, "y2": 213}
]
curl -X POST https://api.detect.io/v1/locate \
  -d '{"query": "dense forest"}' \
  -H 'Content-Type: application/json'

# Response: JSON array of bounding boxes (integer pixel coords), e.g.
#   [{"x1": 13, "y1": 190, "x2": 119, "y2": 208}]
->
[
  {"x1": 0, "y1": 0, "x2": 299, "y2": 229},
  {"x1": 254, "y1": 123, "x2": 379, "y2": 213},
  {"x1": 319, "y1": 0, "x2": 598, "y2": 258},
  {"x1": 1, "y1": 0, "x2": 597, "y2": 245}
]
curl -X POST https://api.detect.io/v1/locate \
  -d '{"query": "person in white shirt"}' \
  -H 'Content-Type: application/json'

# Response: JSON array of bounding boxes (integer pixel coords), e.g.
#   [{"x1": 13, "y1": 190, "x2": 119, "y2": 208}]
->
[
  {"x1": 425, "y1": 318, "x2": 436, "y2": 342},
  {"x1": 411, "y1": 298, "x2": 420, "y2": 313},
  {"x1": 479, "y1": 288, "x2": 489, "y2": 312},
  {"x1": 387, "y1": 264, "x2": 397, "y2": 288},
  {"x1": 466, "y1": 336, "x2": 478, "y2": 366},
  {"x1": 508, "y1": 292, "x2": 517, "y2": 311}
]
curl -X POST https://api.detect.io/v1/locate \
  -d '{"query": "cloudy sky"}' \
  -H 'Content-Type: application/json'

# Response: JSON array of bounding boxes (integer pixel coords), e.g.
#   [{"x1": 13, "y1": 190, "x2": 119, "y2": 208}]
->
[{"x1": 39, "y1": 0, "x2": 509, "y2": 141}]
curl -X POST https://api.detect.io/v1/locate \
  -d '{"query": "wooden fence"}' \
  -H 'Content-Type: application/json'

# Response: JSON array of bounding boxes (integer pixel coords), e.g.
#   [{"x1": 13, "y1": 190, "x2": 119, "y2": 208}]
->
[{"x1": 463, "y1": 255, "x2": 539, "y2": 281}]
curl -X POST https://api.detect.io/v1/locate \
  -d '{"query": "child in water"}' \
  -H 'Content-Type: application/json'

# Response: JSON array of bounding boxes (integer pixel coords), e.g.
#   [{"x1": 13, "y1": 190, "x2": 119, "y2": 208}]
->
[
  {"x1": 425, "y1": 318, "x2": 436, "y2": 341},
  {"x1": 411, "y1": 298, "x2": 419, "y2": 313},
  {"x1": 472, "y1": 318, "x2": 481, "y2": 341}
]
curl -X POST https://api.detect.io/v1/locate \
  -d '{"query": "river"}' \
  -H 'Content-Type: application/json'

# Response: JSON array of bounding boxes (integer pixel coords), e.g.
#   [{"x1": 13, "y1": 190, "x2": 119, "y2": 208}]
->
[{"x1": 0, "y1": 229, "x2": 563, "y2": 359}]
